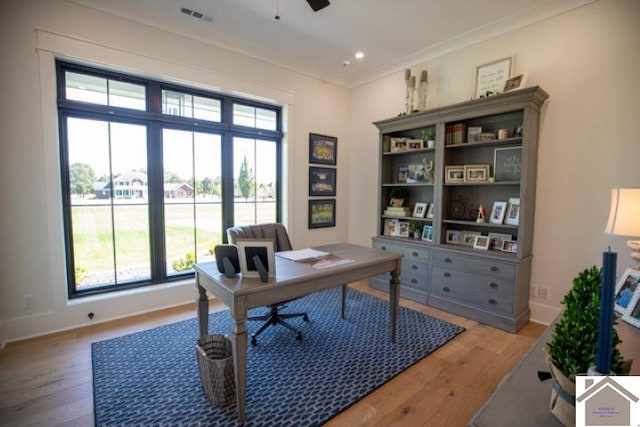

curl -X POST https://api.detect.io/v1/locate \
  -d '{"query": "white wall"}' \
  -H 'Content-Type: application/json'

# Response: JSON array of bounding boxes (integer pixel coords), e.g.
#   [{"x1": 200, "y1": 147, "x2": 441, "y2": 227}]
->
[
  {"x1": 0, "y1": 0, "x2": 349, "y2": 346},
  {"x1": 347, "y1": 0, "x2": 640, "y2": 324}
]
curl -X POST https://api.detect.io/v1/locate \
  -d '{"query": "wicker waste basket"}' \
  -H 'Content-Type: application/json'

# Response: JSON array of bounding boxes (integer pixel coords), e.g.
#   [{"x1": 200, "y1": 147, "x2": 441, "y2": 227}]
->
[{"x1": 196, "y1": 334, "x2": 235, "y2": 406}]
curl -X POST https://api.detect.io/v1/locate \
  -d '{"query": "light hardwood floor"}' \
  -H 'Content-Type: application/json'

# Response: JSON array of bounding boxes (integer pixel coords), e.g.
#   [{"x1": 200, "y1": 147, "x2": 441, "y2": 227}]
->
[{"x1": 0, "y1": 280, "x2": 545, "y2": 427}]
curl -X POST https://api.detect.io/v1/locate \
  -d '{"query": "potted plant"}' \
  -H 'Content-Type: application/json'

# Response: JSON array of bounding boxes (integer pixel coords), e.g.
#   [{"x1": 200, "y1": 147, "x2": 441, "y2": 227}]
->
[
  {"x1": 388, "y1": 188, "x2": 409, "y2": 207},
  {"x1": 545, "y1": 266, "x2": 627, "y2": 426},
  {"x1": 409, "y1": 221, "x2": 422, "y2": 239}
]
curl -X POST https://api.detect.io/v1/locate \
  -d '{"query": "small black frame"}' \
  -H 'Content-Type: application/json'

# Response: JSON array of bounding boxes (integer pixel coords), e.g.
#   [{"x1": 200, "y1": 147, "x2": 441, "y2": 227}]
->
[
  {"x1": 308, "y1": 199, "x2": 336, "y2": 228},
  {"x1": 309, "y1": 133, "x2": 337, "y2": 165},
  {"x1": 309, "y1": 166, "x2": 337, "y2": 196}
]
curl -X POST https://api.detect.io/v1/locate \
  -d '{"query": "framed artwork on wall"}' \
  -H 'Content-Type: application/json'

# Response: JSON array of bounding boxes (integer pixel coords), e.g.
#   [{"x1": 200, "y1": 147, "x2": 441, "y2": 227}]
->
[
  {"x1": 474, "y1": 57, "x2": 512, "y2": 98},
  {"x1": 309, "y1": 199, "x2": 336, "y2": 229},
  {"x1": 309, "y1": 167, "x2": 336, "y2": 196},
  {"x1": 309, "y1": 133, "x2": 337, "y2": 165}
]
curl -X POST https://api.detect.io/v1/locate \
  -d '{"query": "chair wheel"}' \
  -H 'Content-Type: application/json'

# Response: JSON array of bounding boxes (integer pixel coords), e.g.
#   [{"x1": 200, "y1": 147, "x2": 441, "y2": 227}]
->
[
  {"x1": 296, "y1": 332, "x2": 302, "y2": 341},
  {"x1": 303, "y1": 315, "x2": 309, "y2": 322},
  {"x1": 251, "y1": 337, "x2": 257, "y2": 346}
]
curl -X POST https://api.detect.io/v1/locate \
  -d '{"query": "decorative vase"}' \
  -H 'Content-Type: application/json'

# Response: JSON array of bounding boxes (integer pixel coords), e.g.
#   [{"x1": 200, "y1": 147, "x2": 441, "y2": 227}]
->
[{"x1": 545, "y1": 354, "x2": 576, "y2": 427}]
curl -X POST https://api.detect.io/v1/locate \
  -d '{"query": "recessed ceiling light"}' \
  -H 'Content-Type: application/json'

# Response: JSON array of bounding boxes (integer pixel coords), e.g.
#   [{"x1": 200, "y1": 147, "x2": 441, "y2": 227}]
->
[{"x1": 354, "y1": 52, "x2": 364, "y2": 59}]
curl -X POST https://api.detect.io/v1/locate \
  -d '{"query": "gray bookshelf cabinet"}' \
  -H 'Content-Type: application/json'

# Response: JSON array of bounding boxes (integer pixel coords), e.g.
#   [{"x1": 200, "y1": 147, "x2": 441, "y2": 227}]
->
[{"x1": 370, "y1": 87, "x2": 549, "y2": 332}]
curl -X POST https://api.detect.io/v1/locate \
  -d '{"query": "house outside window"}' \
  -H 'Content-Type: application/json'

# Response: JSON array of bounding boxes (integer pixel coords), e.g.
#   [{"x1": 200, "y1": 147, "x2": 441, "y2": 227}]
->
[{"x1": 58, "y1": 61, "x2": 282, "y2": 298}]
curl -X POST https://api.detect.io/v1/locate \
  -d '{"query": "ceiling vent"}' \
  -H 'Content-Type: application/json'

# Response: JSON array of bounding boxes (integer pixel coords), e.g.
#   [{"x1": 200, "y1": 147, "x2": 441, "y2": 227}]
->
[{"x1": 180, "y1": 7, "x2": 214, "y2": 23}]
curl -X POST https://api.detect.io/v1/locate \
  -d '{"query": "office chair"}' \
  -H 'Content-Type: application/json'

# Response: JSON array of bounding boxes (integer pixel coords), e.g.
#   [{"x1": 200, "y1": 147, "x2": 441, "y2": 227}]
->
[{"x1": 226, "y1": 223, "x2": 309, "y2": 345}]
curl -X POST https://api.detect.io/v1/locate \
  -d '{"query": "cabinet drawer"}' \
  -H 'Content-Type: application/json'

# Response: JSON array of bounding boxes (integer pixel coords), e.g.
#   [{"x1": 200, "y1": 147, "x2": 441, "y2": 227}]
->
[
  {"x1": 430, "y1": 274, "x2": 514, "y2": 315},
  {"x1": 374, "y1": 241, "x2": 430, "y2": 263},
  {"x1": 432, "y1": 252, "x2": 515, "y2": 279},
  {"x1": 401, "y1": 261, "x2": 429, "y2": 291},
  {"x1": 431, "y1": 266, "x2": 514, "y2": 299}
]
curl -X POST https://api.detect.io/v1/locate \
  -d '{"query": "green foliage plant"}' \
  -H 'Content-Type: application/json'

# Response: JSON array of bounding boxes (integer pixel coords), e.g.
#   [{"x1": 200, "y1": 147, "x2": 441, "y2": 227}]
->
[
  {"x1": 172, "y1": 252, "x2": 196, "y2": 272},
  {"x1": 546, "y1": 266, "x2": 624, "y2": 379}
]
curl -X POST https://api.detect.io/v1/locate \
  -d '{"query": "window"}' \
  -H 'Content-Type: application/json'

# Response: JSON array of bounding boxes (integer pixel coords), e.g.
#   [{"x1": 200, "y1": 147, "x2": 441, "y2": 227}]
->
[{"x1": 58, "y1": 62, "x2": 282, "y2": 297}]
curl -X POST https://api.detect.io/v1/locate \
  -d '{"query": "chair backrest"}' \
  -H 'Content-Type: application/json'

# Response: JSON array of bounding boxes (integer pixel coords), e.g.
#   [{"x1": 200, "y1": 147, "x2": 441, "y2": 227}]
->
[{"x1": 226, "y1": 223, "x2": 293, "y2": 252}]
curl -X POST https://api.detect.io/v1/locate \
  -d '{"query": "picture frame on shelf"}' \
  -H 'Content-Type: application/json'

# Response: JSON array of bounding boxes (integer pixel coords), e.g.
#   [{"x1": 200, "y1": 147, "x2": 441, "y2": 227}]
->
[
  {"x1": 406, "y1": 139, "x2": 424, "y2": 150},
  {"x1": 309, "y1": 133, "x2": 337, "y2": 165},
  {"x1": 426, "y1": 202, "x2": 435, "y2": 219},
  {"x1": 398, "y1": 221, "x2": 410, "y2": 237},
  {"x1": 445, "y1": 166, "x2": 465, "y2": 183},
  {"x1": 494, "y1": 146, "x2": 522, "y2": 182},
  {"x1": 413, "y1": 202, "x2": 427, "y2": 218},
  {"x1": 421, "y1": 225, "x2": 433, "y2": 242},
  {"x1": 501, "y1": 240, "x2": 518, "y2": 253},
  {"x1": 308, "y1": 167, "x2": 336, "y2": 196},
  {"x1": 384, "y1": 218, "x2": 399, "y2": 236},
  {"x1": 236, "y1": 239, "x2": 276, "y2": 278},
  {"x1": 473, "y1": 235, "x2": 490, "y2": 250},
  {"x1": 406, "y1": 163, "x2": 432, "y2": 183},
  {"x1": 308, "y1": 199, "x2": 336, "y2": 229},
  {"x1": 390, "y1": 138, "x2": 407, "y2": 153},
  {"x1": 505, "y1": 198, "x2": 521, "y2": 226},
  {"x1": 503, "y1": 73, "x2": 527, "y2": 93},
  {"x1": 614, "y1": 267, "x2": 640, "y2": 315},
  {"x1": 464, "y1": 164, "x2": 490, "y2": 182},
  {"x1": 462, "y1": 231, "x2": 481, "y2": 247},
  {"x1": 446, "y1": 230, "x2": 462, "y2": 244},
  {"x1": 397, "y1": 165, "x2": 409, "y2": 183},
  {"x1": 490, "y1": 201, "x2": 508, "y2": 224},
  {"x1": 488, "y1": 233, "x2": 512, "y2": 250},
  {"x1": 474, "y1": 57, "x2": 512, "y2": 98},
  {"x1": 467, "y1": 126, "x2": 482, "y2": 143}
]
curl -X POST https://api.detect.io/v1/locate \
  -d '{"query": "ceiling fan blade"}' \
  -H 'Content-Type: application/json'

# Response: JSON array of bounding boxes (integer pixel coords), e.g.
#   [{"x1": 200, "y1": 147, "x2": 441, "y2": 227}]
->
[{"x1": 306, "y1": 0, "x2": 330, "y2": 12}]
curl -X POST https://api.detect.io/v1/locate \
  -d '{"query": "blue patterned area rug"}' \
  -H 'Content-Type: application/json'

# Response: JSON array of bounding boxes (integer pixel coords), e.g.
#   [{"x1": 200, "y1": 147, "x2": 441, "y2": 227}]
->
[{"x1": 92, "y1": 287, "x2": 464, "y2": 426}]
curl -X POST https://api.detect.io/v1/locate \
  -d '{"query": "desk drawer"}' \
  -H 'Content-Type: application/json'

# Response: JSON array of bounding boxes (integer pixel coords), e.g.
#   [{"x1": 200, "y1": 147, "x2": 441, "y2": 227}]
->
[{"x1": 432, "y1": 251, "x2": 515, "y2": 279}]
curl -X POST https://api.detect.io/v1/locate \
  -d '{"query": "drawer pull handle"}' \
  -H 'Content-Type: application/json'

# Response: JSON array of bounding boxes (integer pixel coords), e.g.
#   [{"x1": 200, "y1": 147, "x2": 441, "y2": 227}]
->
[
  {"x1": 381, "y1": 246, "x2": 386, "y2": 251},
  {"x1": 443, "y1": 286, "x2": 450, "y2": 292},
  {"x1": 488, "y1": 299, "x2": 497, "y2": 305},
  {"x1": 490, "y1": 282, "x2": 498, "y2": 289},
  {"x1": 443, "y1": 272, "x2": 451, "y2": 277},
  {"x1": 412, "y1": 252, "x2": 419, "y2": 257},
  {"x1": 412, "y1": 265, "x2": 418, "y2": 270},
  {"x1": 411, "y1": 278, "x2": 417, "y2": 284},
  {"x1": 490, "y1": 266, "x2": 499, "y2": 272},
  {"x1": 445, "y1": 257, "x2": 452, "y2": 263}
]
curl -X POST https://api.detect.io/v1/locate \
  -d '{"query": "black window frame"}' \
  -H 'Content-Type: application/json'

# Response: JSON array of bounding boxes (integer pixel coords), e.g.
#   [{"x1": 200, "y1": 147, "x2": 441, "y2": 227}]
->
[{"x1": 57, "y1": 61, "x2": 283, "y2": 299}]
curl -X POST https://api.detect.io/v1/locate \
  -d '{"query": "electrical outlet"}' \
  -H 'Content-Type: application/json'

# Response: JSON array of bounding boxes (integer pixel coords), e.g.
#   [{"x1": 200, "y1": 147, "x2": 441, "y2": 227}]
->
[
  {"x1": 538, "y1": 285, "x2": 550, "y2": 300},
  {"x1": 530, "y1": 284, "x2": 538, "y2": 298},
  {"x1": 24, "y1": 294, "x2": 34, "y2": 308}
]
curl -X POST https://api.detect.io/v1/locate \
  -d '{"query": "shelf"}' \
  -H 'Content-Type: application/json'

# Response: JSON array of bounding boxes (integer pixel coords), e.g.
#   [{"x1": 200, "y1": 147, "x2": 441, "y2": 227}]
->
[
  {"x1": 444, "y1": 181, "x2": 520, "y2": 186},
  {"x1": 383, "y1": 182, "x2": 434, "y2": 187},
  {"x1": 445, "y1": 137, "x2": 522, "y2": 149},
  {"x1": 382, "y1": 215, "x2": 433, "y2": 221},
  {"x1": 383, "y1": 147, "x2": 435, "y2": 156},
  {"x1": 442, "y1": 219, "x2": 518, "y2": 230}
]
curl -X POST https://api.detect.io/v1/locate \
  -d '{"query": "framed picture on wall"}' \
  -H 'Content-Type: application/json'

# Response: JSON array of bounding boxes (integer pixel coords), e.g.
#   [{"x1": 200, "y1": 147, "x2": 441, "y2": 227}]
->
[
  {"x1": 309, "y1": 133, "x2": 337, "y2": 165},
  {"x1": 309, "y1": 199, "x2": 336, "y2": 229},
  {"x1": 309, "y1": 167, "x2": 337, "y2": 196}
]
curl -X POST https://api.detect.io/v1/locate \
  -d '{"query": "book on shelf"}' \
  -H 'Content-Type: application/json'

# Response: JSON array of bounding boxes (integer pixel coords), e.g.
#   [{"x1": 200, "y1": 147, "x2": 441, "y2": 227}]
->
[
  {"x1": 445, "y1": 123, "x2": 467, "y2": 145},
  {"x1": 385, "y1": 206, "x2": 411, "y2": 211},
  {"x1": 383, "y1": 210, "x2": 412, "y2": 217}
]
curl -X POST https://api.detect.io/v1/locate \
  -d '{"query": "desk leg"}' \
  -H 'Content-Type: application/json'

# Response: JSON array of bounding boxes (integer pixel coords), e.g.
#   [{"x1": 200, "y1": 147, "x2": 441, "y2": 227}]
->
[
  {"x1": 389, "y1": 266, "x2": 401, "y2": 343},
  {"x1": 341, "y1": 284, "x2": 347, "y2": 319},
  {"x1": 196, "y1": 278, "x2": 209, "y2": 338},
  {"x1": 231, "y1": 305, "x2": 248, "y2": 423}
]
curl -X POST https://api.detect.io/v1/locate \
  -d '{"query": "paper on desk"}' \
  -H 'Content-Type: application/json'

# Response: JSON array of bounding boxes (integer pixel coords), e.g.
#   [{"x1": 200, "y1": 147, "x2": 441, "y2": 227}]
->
[
  {"x1": 276, "y1": 248, "x2": 330, "y2": 261},
  {"x1": 311, "y1": 255, "x2": 354, "y2": 270}
]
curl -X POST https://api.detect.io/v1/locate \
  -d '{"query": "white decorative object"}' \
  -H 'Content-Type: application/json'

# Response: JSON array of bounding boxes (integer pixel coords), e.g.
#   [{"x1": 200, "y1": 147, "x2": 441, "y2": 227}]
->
[
  {"x1": 404, "y1": 69, "x2": 411, "y2": 114},
  {"x1": 418, "y1": 70, "x2": 428, "y2": 111}
]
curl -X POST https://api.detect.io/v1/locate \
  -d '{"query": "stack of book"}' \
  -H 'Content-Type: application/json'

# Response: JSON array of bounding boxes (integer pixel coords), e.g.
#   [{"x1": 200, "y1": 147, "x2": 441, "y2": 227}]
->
[
  {"x1": 445, "y1": 123, "x2": 467, "y2": 145},
  {"x1": 383, "y1": 206, "x2": 412, "y2": 217}
]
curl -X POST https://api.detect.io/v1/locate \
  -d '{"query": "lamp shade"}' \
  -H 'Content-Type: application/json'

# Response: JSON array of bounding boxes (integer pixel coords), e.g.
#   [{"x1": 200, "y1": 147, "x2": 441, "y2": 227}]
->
[{"x1": 605, "y1": 188, "x2": 640, "y2": 237}]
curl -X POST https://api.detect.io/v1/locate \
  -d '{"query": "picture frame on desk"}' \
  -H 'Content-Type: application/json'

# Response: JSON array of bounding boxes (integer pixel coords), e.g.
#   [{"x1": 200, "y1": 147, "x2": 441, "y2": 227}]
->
[
  {"x1": 614, "y1": 267, "x2": 640, "y2": 315},
  {"x1": 309, "y1": 133, "x2": 337, "y2": 165},
  {"x1": 622, "y1": 286, "x2": 640, "y2": 328},
  {"x1": 236, "y1": 239, "x2": 276, "y2": 278}
]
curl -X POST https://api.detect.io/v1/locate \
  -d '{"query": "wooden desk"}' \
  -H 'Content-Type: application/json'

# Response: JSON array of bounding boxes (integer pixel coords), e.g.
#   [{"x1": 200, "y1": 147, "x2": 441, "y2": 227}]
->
[{"x1": 194, "y1": 243, "x2": 403, "y2": 422}]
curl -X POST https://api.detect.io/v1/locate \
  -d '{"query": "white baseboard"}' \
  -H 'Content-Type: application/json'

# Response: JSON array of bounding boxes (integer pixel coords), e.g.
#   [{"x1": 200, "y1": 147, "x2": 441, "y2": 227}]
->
[{"x1": 529, "y1": 301, "x2": 561, "y2": 326}]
